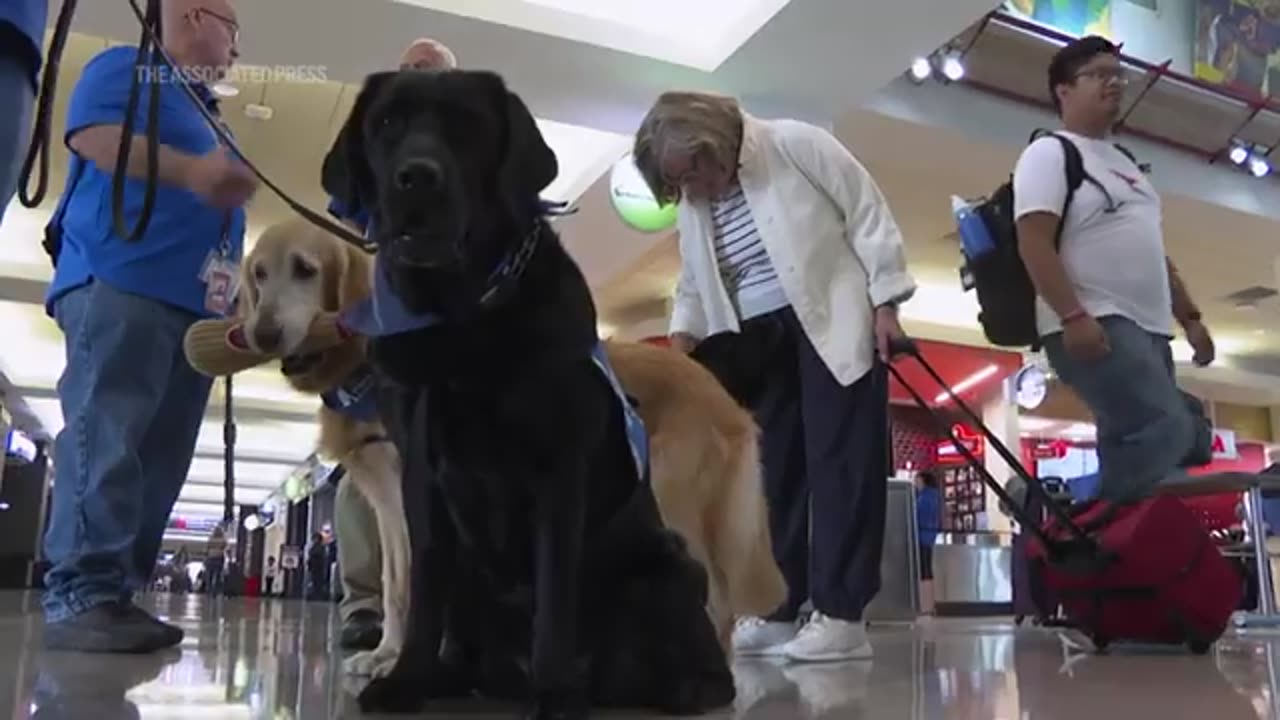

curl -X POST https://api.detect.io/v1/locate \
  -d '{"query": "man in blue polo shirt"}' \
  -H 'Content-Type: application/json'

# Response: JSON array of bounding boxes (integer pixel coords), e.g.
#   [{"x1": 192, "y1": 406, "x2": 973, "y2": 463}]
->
[
  {"x1": 0, "y1": 0, "x2": 48, "y2": 226},
  {"x1": 42, "y1": 0, "x2": 257, "y2": 653}
]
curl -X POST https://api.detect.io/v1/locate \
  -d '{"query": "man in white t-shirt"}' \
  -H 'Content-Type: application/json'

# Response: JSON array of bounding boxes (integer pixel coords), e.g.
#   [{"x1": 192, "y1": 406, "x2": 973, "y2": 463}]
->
[{"x1": 1013, "y1": 36, "x2": 1216, "y2": 502}]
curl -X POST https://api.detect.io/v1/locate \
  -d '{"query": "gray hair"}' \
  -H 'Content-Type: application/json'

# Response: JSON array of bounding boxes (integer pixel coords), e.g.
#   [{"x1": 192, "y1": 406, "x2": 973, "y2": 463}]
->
[
  {"x1": 632, "y1": 91, "x2": 742, "y2": 205},
  {"x1": 400, "y1": 38, "x2": 458, "y2": 71}
]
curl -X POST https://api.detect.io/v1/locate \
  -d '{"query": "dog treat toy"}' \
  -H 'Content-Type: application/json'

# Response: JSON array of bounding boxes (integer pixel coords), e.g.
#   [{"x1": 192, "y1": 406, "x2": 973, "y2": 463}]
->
[{"x1": 183, "y1": 313, "x2": 352, "y2": 377}]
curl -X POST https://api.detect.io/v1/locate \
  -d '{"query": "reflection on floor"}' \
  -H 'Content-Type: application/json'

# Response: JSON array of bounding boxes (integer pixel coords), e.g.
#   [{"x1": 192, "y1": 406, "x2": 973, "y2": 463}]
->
[{"x1": 0, "y1": 591, "x2": 1278, "y2": 718}]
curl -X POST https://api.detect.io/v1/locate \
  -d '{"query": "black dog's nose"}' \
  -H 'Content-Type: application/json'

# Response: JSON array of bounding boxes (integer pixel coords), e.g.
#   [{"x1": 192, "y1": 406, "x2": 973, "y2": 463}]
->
[{"x1": 394, "y1": 159, "x2": 443, "y2": 192}]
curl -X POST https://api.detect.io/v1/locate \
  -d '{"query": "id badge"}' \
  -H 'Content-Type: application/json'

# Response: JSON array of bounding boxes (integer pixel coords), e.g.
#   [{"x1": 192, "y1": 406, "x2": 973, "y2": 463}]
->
[{"x1": 200, "y1": 252, "x2": 240, "y2": 316}]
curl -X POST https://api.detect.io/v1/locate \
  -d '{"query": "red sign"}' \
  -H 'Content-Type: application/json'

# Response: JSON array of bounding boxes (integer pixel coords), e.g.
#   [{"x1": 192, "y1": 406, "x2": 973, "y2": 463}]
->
[
  {"x1": 1032, "y1": 439, "x2": 1068, "y2": 460},
  {"x1": 935, "y1": 424, "x2": 985, "y2": 465},
  {"x1": 1211, "y1": 429, "x2": 1238, "y2": 460}
]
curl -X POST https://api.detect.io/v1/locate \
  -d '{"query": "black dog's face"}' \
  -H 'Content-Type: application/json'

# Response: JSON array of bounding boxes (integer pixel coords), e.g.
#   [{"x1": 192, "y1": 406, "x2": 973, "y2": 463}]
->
[{"x1": 341, "y1": 70, "x2": 558, "y2": 307}]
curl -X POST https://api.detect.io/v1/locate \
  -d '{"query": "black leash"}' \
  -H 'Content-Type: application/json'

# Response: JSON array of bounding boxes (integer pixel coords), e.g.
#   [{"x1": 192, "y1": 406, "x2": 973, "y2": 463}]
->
[
  {"x1": 223, "y1": 374, "x2": 237, "y2": 528},
  {"x1": 19, "y1": 0, "x2": 368, "y2": 248},
  {"x1": 16, "y1": 0, "x2": 77, "y2": 208}
]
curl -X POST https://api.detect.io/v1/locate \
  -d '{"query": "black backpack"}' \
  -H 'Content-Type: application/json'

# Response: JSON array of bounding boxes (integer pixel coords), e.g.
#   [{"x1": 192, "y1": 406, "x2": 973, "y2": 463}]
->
[{"x1": 961, "y1": 130, "x2": 1139, "y2": 348}]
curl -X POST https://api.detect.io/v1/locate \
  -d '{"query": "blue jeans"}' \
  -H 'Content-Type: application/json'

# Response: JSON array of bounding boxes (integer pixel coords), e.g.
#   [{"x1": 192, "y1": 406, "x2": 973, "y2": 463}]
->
[
  {"x1": 0, "y1": 52, "x2": 36, "y2": 226},
  {"x1": 1042, "y1": 315, "x2": 1197, "y2": 503},
  {"x1": 43, "y1": 281, "x2": 212, "y2": 622}
]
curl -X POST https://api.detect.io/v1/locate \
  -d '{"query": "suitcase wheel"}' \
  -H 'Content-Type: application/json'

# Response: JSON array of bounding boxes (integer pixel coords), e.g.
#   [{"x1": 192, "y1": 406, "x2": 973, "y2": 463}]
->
[
  {"x1": 1188, "y1": 640, "x2": 1212, "y2": 656},
  {"x1": 1091, "y1": 635, "x2": 1110, "y2": 654}
]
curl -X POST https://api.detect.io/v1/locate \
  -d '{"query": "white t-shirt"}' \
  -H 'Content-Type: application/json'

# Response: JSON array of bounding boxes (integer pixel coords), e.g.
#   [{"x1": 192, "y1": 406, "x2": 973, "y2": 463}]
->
[{"x1": 1012, "y1": 131, "x2": 1173, "y2": 338}]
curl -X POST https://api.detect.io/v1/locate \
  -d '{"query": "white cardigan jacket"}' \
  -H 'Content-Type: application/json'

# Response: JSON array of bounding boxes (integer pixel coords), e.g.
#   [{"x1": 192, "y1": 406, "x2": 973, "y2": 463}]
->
[{"x1": 669, "y1": 114, "x2": 917, "y2": 386}]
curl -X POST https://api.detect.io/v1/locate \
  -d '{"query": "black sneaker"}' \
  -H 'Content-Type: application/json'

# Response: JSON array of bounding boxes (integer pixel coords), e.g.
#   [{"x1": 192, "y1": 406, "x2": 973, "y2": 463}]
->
[
  {"x1": 340, "y1": 609, "x2": 383, "y2": 650},
  {"x1": 44, "y1": 602, "x2": 182, "y2": 654}
]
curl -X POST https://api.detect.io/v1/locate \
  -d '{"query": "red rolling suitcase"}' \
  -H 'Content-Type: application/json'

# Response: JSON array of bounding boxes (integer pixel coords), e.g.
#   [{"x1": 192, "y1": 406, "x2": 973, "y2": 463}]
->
[{"x1": 888, "y1": 339, "x2": 1242, "y2": 654}]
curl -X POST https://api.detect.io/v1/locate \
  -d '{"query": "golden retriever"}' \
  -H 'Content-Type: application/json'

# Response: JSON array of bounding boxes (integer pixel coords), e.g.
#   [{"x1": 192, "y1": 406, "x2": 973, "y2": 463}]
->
[{"x1": 237, "y1": 216, "x2": 785, "y2": 664}]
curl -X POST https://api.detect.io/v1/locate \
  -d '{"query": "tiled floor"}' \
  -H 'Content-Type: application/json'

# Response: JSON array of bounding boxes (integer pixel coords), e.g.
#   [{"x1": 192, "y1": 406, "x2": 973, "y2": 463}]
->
[{"x1": 0, "y1": 591, "x2": 1278, "y2": 719}]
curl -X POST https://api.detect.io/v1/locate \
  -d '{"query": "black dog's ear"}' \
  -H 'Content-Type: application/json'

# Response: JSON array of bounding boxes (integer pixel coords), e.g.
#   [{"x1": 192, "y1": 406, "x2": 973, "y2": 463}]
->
[
  {"x1": 491, "y1": 76, "x2": 558, "y2": 210},
  {"x1": 321, "y1": 71, "x2": 396, "y2": 217}
]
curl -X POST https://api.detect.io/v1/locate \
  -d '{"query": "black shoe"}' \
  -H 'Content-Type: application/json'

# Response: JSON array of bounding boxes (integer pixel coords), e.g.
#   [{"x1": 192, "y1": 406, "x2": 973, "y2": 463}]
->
[
  {"x1": 126, "y1": 604, "x2": 185, "y2": 647},
  {"x1": 340, "y1": 609, "x2": 383, "y2": 650},
  {"x1": 44, "y1": 602, "x2": 183, "y2": 654}
]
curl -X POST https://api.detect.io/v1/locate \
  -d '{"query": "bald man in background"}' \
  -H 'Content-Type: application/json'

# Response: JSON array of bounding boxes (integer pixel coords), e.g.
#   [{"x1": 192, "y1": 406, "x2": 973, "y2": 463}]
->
[
  {"x1": 41, "y1": 0, "x2": 257, "y2": 653},
  {"x1": 327, "y1": 37, "x2": 458, "y2": 652}
]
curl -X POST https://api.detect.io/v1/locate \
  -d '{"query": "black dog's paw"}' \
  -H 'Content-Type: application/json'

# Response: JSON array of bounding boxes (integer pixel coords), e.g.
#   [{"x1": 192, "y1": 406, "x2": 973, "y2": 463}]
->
[
  {"x1": 658, "y1": 672, "x2": 736, "y2": 716},
  {"x1": 524, "y1": 689, "x2": 589, "y2": 720},
  {"x1": 357, "y1": 673, "x2": 425, "y2": 714},
  {"x1": 357, "y1": 664, "x2": 473, "y2": 713}
]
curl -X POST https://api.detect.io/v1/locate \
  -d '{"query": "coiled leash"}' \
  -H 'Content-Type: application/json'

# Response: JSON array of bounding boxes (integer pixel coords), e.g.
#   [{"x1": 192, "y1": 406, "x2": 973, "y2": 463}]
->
[{"x1": 17, "y1": 1, "x2": 363, "y2": 527}]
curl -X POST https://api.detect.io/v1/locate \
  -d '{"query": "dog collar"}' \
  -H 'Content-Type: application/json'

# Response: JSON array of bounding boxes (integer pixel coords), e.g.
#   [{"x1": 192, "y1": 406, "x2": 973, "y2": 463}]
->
[{"x1": 341, "y1": 209, "x2": 567, "y2": 338}]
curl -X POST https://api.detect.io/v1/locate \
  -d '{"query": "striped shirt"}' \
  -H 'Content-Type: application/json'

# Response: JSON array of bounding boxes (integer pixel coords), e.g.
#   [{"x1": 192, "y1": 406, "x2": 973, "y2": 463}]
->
[{"x1": 710, "y1": 185, "x2": 789, "y2": 320}]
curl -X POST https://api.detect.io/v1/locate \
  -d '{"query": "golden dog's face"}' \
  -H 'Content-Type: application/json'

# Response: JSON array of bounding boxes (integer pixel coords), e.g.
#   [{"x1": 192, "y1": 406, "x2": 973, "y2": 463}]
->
[{"x1": 238, "y1": 219, "x2": 372, "y2": 393}]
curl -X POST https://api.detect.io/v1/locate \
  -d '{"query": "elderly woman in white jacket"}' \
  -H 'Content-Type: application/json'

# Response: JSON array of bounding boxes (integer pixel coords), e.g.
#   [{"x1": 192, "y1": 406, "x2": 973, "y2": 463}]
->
[{"x1": 634, "y1": 91, "x2": 916, "y2": 664}]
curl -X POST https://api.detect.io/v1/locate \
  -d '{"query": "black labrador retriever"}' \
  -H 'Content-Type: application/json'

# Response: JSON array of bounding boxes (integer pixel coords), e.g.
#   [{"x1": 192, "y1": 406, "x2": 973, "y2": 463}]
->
[{"x1": 329, "y1": 69, "x2": 734, "y2": 719}]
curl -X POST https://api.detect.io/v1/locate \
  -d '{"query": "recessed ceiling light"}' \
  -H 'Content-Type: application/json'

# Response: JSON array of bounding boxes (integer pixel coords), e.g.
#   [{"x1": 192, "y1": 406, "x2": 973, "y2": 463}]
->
[{"x1": 212, "y1": 82, "x2": 239, "y2": 98}]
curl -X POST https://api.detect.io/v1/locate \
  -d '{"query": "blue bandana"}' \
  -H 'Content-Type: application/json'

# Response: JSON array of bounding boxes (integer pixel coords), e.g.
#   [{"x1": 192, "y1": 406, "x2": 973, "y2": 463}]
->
[
  {"x1": 334, "y1": 199, "x2": 646, "y2": 482},
  {"x1": 340, "y1": 252, "x2": 443, "y2": 337},
  {"x1": 320, "y1": 364, "x2": 381, "y2": 423},
  {"x1": 592, "y1": 344, "x2": 650, "y2": 483}
]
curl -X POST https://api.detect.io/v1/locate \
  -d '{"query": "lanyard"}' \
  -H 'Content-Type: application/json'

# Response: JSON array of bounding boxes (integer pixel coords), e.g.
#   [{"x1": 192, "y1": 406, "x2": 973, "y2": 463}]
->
[
  {"x1": 206, "y1": 104, "x2": 235, "y2": 259},
  {"x1": 219, "y1": 211, "x2": 232, "y2": 258}
]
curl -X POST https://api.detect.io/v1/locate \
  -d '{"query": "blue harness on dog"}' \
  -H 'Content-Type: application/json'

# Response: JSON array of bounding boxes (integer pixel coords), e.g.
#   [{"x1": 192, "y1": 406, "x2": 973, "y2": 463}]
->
[
  {"x1": 339, "y1": 243, "x2": 649, "y2": 483},
  {"x1": 320, "y1": 363, "x2": 381, "y2": 424}
]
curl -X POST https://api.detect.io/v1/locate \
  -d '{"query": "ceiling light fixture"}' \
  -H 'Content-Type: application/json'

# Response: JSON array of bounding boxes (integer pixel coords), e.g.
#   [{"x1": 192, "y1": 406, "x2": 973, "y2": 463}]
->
[
  {"x1": 211, "y1": 82, "x2": 239, "y2": 98},
  {"x1": 1226, "y1": 139, "x2": 1272, "y2": 179},
  {"x1": 909, "y1": 57, "x2": 932, "y2": 83},
  {"x1": 940, "y1": 52, "x2": 965, "y2": 82}
]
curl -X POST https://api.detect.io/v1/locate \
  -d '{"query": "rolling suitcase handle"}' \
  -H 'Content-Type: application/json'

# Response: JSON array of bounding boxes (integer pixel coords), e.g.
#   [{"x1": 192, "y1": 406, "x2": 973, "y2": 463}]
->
[{"x1": 887, "y1": 337, "x2": 1096, "y2": 553}]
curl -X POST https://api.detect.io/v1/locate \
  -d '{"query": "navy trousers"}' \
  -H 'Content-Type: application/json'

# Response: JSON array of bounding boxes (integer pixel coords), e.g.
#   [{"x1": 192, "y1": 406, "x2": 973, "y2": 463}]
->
[{"x1": 748, "y1": 307, "x2": 889, "y2": 623}]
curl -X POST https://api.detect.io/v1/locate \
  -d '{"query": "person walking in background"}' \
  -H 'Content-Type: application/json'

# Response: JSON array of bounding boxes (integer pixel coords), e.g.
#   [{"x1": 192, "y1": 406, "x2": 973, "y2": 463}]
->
[
  {"x1": 1014, "y1": 36, "x2": 1214, "y2": 503},
  {"x1": 633, "y1": 91, "x2": 916, "y2": 662},
  {"x1": 0, "y1": 0, "x2": 47, "y2": 228},
  {"x1": 306, "y1": 533, "x2": 330, "y2": 601},
  {"x1": 914, "y1": 471, "x2": 941, "y2": 615},
  {"x1": 204, "y1": 526, "x2": 228, "y2": 597},
  {"x1": 40, "y1": 0, "x2": 256, "y2": 653}
]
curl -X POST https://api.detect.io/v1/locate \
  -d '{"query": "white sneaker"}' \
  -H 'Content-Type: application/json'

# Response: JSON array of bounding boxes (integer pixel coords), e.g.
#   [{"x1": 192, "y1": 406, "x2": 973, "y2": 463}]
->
[
  {"x1": 781, "y1": 611, "x2": 872, "y2": 663},
  {"x1": 732, "y1": 616, "x2": 797, "y2": 656}
]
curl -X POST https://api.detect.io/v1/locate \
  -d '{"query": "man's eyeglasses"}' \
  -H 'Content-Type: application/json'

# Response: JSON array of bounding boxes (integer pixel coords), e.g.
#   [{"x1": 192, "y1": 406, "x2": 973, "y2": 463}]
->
[
  {"x1": 1075, "y1": 67, "x2": 1128, "y2": 85},
  {"x1": 197, "y1": 7, "x2": 240, "y2": 45}
]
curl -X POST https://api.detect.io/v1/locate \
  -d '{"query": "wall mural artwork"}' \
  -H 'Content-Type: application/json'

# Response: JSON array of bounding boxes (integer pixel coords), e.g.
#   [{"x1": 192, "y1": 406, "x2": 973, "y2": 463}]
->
[
  {"x1": 1195, "y1": 0, "x2": 1280, "y2": 97},
  {"x1": 1004, "y1": 0, "x2": 1114, "y2": 37}
]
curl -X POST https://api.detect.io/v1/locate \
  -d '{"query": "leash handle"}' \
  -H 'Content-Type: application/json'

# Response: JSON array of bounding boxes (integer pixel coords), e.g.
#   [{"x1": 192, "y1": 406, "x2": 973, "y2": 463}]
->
[
  {"x1": 223, "y1": 374, "x2": 236, "y2": 528},
  {"x1": 119, "y1": 0, "x2": 370, "y2": 250},
  {"x1": 18, "y1": 0, "x2": 78, "y2": 208}
]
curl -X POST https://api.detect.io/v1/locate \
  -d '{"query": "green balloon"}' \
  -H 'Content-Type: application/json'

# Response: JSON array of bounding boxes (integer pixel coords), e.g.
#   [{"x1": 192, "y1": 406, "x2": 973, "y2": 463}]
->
[{"x1": 609, "y1": 154, "x2": 678, "y2": 233}]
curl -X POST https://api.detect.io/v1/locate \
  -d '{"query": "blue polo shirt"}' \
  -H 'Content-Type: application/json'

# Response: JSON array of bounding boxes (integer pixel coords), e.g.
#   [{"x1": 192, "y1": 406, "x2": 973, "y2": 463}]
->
[
  {"x1": 0, "y1": 0, "x2": 48, "y2": 90},
  {"x1": 46, "y1": 46, "x2": 247, "y2": 318}
]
